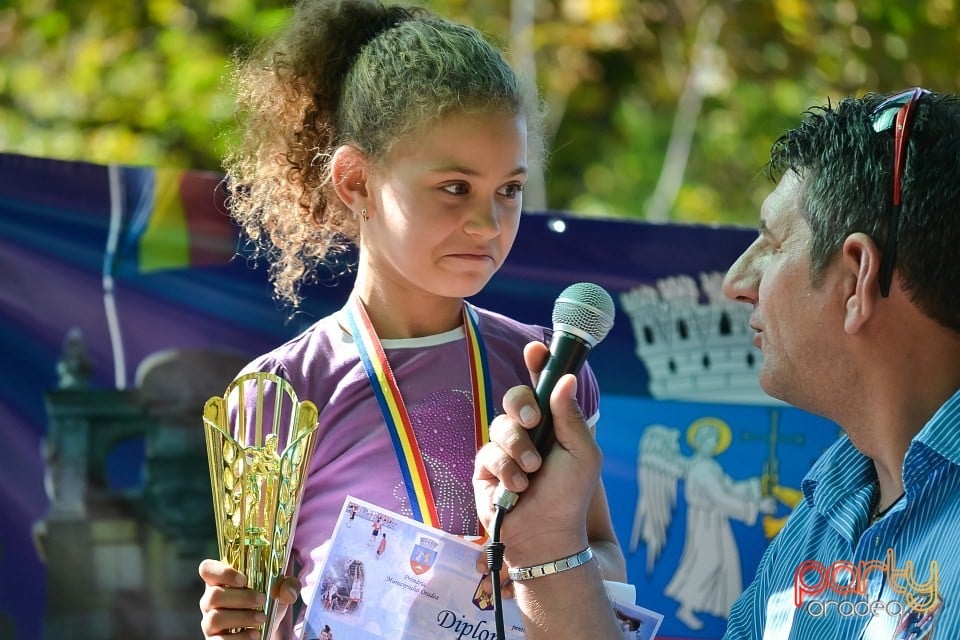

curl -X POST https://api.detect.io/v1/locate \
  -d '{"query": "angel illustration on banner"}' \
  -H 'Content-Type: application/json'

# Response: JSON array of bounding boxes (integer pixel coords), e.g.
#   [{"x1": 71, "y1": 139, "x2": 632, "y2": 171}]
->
[{"x1": 629, "y1": 418, "x2": 777, "y2": 631}]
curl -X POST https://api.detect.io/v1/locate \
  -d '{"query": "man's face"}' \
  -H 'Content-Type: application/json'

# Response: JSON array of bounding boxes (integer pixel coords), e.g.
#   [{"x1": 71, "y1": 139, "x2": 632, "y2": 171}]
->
[{"x1": 722, "y1": 171, "x2": 842, "y2": 409}]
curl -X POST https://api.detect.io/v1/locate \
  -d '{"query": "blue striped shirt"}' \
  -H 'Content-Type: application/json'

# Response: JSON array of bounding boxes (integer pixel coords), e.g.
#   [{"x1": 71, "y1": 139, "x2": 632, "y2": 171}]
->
[{"x1": 724, "y1": 388, "x2": 960, "y2": 639}]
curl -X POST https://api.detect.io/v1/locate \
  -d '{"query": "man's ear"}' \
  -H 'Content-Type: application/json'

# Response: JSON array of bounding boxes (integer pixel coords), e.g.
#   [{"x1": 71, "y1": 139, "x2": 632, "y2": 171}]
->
[
  {"x1": 841, "y1": 232, "x2": 882, "y2": 334},
  {"x1": 331, "y1": 145, "x2": 369, "y2": 212}
]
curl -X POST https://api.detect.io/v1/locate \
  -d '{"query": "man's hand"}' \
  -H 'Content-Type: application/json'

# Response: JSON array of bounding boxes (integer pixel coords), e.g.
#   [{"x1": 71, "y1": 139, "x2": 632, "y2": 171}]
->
[{"x1": 473, "y1": 341, "x2": 601, "y2": 564}]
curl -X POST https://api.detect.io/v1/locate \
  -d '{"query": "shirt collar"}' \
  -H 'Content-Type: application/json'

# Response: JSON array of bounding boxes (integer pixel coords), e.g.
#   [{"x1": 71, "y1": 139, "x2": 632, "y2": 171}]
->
[
  {"x1": 801, "y1": 435, "x2": 874, "y2": 508},
  {"x1": 801, "y1": 387, "x2": 960, "y2": 523},
  {"x1": 904, "y1": 386, "x2": 960, "y2": 484}
]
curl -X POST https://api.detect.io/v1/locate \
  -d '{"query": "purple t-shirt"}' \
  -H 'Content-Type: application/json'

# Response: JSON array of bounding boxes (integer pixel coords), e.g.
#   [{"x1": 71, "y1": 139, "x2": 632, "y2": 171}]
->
[{"x1": 238, "y1": 304, "x2": 600, "y2": 612}]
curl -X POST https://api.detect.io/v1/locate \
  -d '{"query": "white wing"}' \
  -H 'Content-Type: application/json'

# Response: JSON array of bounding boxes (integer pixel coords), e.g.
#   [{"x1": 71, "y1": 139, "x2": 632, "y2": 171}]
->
[{"x1": 629, "y1": 425, "x2": 688, "y2": 575}]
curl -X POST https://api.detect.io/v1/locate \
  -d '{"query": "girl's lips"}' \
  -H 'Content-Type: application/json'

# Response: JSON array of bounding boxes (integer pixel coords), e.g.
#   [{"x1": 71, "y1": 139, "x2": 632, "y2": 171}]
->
[{"x1": 447, "y1": 253, "x2": 493, "y2": 262}]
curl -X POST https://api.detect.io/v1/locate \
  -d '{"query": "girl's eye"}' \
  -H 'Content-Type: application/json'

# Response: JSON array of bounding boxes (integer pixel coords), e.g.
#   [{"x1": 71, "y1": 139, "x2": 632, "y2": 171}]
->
[
  {"x1": 442, "y1": 183, "x2": 469, "y2": 195},
  {"x1": 498, "y1": 183, "x2": 524, "y2": 199}
]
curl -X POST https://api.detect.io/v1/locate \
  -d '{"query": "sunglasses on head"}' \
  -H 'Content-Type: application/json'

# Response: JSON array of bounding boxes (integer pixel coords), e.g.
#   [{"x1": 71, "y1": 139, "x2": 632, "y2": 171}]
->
[{"x1": 868, "y1": 87, "x2": 930, "y2": 297}]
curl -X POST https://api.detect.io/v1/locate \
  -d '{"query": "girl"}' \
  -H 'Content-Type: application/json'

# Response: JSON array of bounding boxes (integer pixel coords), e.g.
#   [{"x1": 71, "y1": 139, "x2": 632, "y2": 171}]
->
[{"x1": 198, "y1": 1, "x2": 625, "y2": 637}]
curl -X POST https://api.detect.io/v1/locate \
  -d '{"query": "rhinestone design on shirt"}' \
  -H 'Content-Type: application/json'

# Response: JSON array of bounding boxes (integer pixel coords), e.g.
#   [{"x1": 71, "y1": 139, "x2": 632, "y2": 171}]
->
[{"x1": 391, "y1": 387, "x2": 480, "y2": 535}]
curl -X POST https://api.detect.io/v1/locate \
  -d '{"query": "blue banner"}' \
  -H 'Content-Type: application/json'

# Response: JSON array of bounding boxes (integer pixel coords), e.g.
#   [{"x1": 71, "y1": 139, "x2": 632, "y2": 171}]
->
[{"x1": 0, "y1": 153, "x2": 838, "y2": 640}]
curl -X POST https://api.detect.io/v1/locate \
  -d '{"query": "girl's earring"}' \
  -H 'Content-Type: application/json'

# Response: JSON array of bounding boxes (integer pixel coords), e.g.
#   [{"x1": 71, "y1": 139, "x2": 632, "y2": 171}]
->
[{"x1": 361, "y1": 207, "x2": 369, "y2": 222}]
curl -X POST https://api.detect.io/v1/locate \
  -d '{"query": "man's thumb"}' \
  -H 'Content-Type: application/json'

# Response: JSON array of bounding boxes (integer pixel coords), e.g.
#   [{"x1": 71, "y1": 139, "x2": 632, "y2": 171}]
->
[{"x1": 550, "y1": 373, "x2": 585, "y2": 445}]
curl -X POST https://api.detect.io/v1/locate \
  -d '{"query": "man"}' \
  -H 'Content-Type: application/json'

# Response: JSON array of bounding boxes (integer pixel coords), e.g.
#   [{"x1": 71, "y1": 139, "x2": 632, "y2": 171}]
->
[{"x1": 473, "y1": 89, "x2": 960, "y2": 638}]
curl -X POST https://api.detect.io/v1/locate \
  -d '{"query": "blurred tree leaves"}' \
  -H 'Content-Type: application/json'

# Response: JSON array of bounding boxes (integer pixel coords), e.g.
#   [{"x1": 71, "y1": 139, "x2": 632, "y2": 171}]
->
[{"x1": 1, "y1": 0, "x2": 957, "y2": 224}]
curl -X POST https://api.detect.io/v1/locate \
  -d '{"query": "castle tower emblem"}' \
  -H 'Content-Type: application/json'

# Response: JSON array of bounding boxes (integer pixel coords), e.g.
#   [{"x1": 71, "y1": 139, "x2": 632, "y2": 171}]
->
[{"x1": 620, "y1": 272, "x2": 779, "y2": 405}]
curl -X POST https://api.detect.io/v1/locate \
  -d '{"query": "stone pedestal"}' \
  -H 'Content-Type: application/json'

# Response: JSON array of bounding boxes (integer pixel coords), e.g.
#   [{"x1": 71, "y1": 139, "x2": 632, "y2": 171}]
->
[{"x1": 36, "y1": 334, "x2": 249, "y2": 640}]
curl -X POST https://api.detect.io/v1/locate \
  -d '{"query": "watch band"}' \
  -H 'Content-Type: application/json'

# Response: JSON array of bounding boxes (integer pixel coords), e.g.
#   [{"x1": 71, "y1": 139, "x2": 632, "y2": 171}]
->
[{"x1": 507, "y1": 546, "x2": 594, "y2": 582}]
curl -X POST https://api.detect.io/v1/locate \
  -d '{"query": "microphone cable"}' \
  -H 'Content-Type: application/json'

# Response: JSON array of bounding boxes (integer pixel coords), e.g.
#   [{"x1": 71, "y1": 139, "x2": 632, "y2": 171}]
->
[
  {"x1": 485, "y1": 501, "x2": 510, "y2": 639},
  {"x1": 486, "y1": 482, "x2": 520, "y2": 637}
]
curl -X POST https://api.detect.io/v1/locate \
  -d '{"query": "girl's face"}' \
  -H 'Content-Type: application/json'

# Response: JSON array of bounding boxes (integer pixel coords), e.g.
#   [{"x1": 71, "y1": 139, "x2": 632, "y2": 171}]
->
[{"x1": 361, "y1": 110, "x2": 528, "y2": 301}]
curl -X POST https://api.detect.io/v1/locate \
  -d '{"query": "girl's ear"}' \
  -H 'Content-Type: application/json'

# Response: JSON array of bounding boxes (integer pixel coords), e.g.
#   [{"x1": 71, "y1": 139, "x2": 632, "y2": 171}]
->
[
  {"x1": 331, "y1": 145, "x2": 369, "y2": 212},
  {"x1": 841, "y1": 232, "x2": 882, "y2": 334}
]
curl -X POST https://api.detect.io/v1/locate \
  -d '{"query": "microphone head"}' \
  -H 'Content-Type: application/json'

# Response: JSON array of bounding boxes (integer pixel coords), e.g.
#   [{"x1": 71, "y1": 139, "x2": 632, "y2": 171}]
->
[{"x1": 551, "y1": 282, "x2": 615, "y2": 347}]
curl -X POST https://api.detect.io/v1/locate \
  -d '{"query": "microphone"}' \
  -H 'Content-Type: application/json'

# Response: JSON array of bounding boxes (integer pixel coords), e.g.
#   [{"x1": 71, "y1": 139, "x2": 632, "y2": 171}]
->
[{"x1": 493, "y1": 282, "x2": 615, "y2": 511}]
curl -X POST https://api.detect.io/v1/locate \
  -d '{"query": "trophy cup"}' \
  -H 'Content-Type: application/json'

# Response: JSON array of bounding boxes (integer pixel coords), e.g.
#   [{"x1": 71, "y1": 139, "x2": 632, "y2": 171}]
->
[{"x1": 203, "y1": 372, "x2": 319, "y2": 639}]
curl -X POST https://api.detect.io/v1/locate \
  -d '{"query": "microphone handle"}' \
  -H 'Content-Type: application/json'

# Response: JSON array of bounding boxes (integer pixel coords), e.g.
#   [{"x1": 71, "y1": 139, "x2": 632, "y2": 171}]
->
[
  {"x1": 528, "y1": 331, "x2": 592, "y2": 455},
  {"x1": 490, "y1": 331, "x2": 592, "y2": 513}
]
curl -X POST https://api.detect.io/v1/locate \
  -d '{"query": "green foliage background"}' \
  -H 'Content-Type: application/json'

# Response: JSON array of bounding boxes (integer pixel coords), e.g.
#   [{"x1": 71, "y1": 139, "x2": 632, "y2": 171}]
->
[{"x1": 1, "y1": 0, "x2": 958, "y2": 225}]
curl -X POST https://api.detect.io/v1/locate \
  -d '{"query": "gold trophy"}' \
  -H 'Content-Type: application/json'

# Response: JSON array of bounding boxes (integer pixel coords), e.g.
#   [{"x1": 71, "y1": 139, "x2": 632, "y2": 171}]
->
[{"x1": 203, "y1": 372, "x2": 319, "y2": 639}]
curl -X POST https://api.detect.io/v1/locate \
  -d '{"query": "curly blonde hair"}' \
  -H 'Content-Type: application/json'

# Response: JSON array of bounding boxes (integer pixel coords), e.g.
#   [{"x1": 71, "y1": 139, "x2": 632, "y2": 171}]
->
[{"x1": 224, "y1": 0, "x2": 542, "y2": 307}]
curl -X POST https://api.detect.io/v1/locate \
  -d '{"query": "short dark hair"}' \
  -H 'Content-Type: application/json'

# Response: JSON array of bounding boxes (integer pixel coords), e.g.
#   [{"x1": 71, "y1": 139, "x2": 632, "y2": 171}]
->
[{"x1": 766, "y1": 90, "x2": 960, "y2": 332}]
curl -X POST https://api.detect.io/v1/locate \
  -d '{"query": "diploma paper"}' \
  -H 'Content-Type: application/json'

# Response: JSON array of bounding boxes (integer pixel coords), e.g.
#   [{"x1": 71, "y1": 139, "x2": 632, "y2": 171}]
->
[{"x1": 302, "y1": 497, "x2": 662, "y2": 640}]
